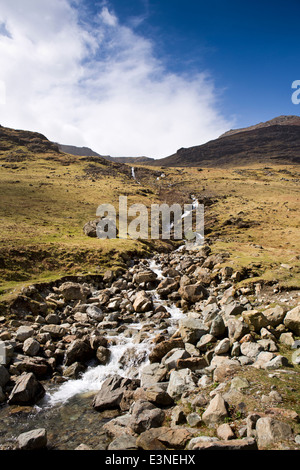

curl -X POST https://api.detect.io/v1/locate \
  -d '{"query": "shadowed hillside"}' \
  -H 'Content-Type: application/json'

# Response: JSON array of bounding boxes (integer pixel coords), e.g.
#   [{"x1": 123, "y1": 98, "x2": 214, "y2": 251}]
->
[{"x1": 150, "y1": 116, "x2": 300, "y2": 167}]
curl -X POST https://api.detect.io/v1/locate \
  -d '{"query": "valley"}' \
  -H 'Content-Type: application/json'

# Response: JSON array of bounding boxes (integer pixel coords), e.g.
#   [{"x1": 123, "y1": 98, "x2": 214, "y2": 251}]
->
[{"x1": 0, "y1": 120, "x2": 299, "y2": 451}]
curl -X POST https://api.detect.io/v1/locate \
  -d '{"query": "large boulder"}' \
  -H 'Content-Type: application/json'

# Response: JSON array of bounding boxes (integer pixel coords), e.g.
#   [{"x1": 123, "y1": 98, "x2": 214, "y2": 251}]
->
[
  {"x1": 284, "y1": 306, "x2": 300, "y2": 336},
  {"x1": 64, "y1": 339, "x2": 94, "y2": 366},
  {"x1": 133, "y1": 271, "x2": 157, "y2": 285},
  {"x1": 58, "y1": 282, "x2": 90, "y2": 301},
  {"x1": 178, "y1": 317, "x2": 209, "y2": 344},
  {"x1": 149, "y1": 338, "x2": 184, "y2": 363},
  {"x1": 242, "y1": 310, "x2": 269, "y2": 332},
  {"x1": 202, "y1": 393, "x2": 228, "y2": 427},
  {"x1": 192, "y1": 438, "x2": 257, "y2": 450},
  {"x1": 9, "y1": 355, "x2": 49, "y2": 378},
  {"x1": 93, "y1": 375, "x2": 138, "y2": 411},
  {"x1": 86, "y1": 305, "x2": 105, "y2": 322},
  {"x1": 23, "y1": 338, "x2": 40, "y2": 357},
  {"x1": 15, "y1": 326, "x2": 34, "y2": 342},
  {"x1": 133, "y1": 291, "x2": 153, "y2": 313},
  {"x1": 140, "y1": 363, "x2": 168, "y2": 387},
  {"x1": 178, "y1": 283, "x2": 208, "y2": 303},
  {"x1": 129, "y1": 400, "x2": 165, "y2": 434},
  {"x1": 136, "y1": 427, "x2": 192, "y2": 450},
  {"x1": 8, "y1": 372, "x2": 45, "y2": 405},
  {"x1": 40, "y1": 324, "x2": 67, "y2": 339},
  {"x1": 17, "y1": 428, "x2": 47, "y2": 450},
  {"x1": 227, "y1": 318, "x2": 249, "y2": 343},
  {"x1": 83, "y1": 220, "x2": 98, "y2": 238},
  {"x1": 256, "y1": 417, "x2": 293, "y2": 449},
  {"x1": 263, "y1": 305, "x2": 287, "y2": 327},
  {"x1": 156, "y1": 278, "x2": 179, "y2": 298},
  {"x1": 212, "y1": 357, "x2": 241, "y2": 382},
  {"x1": 166, "y1": 368, "x2": 196, "y2": 400}
]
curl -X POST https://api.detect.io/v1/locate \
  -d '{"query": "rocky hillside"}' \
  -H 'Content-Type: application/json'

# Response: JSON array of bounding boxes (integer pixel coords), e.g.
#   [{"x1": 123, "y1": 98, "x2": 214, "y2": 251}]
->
[
  {"x1": 0, "y1": 124, "x2": 60, "y2": 156},
  {"x1": 150, "y1": 116, "x2": 300, "y2": 167},
  {"x1": 57, "y1": 143, "x2": 155, "y2": 165},
  {"x1": 57, "y1": 143, "x2": 114, "y2": 161},
  {"x1": 0, "y1": 246, "x2": 299, "y2": 450},
  {"x1": 219, "y1": 115, "x2": 300, "y2": 139}
]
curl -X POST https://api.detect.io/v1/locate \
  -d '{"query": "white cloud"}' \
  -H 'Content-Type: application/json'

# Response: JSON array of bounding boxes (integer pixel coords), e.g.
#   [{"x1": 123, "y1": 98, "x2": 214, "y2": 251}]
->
[{"x1": 0, "y1": 0, "x2": 233, "y2": 158}]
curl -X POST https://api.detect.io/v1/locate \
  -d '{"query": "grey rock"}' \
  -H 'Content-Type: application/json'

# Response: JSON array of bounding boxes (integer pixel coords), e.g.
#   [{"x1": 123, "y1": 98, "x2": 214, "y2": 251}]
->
[
  {"x1": 264, "y1": 355, "x2": 289, "y2": 370},
  {"x1": 133, "y1": 270, "x2": 157, "y2": 285},
  {"x1": 178, "y1": 317, "x2": 209, "y2": 344},
  {"x1": 40, "y1": 324, "x2": 66, "y2": 339},
  {"x1": 222, "y1": 302, "x2": 246, "y2": 317},
  {"x1": 45, "y1": 313, "x2": 60, "y2": 325},
  {"x1": 187, "y1": 436, "x2": 219, "y2": 450},
  {"x1": 83, "y1": 220, "x2": 98, "y2": 238},
  {"x1": 202, "y1": 393, "x2": 228, "y2": 427},
  {"x1": 187, "y1": 412, "x2": 202, "y2": 427},
  {"x1": 58, "y1": 282, "x2": 90, "y2": 301},
  {"x1": 227, "y1": 318, "x2": 249, "y2": 343},
  {"x1": 210, "y1": 314, "x2": 226, "y2": 337},
  {"x1": 93, "y1": 375, "x2": 136, "y2": 411},
  {"x1": 284, "y1": 306, "x2": 300, "y2": 336},
  {"x1": 64, "y1": 339, "x2": 94, "y2": 366},
  {"x1": 133, "y1": 291, "x2": 153, "y2": 313},
  {"x1": 15, "y1": 326, "x2": 34, "y2": 342},
  {"x1": 196, "y1": 333, "x2": 216, "y2": 351},
  {"x1": 8, "y1": 372, "x2": 45, "y2": 405},
  {"x1": 96, "y1": 346, "x2": 111, "y2": 365},
  {"x1": 192, "y1": 438, "x2": 257, "y2": 450},
  {"x1": 140, "y1": 363, "x2": 168, "y2": 387},
  {"x1": 256, "y1": 417, "x2": 293, "y2": 448},
  {"x1": 17, "y1": 428, "x2": 47, "y2": 450},
  {"x1": 263, "y1": 305, "x2": 287, "y2": 327},
  {"x1": 129, "y1": 399, "x2": 165, "y2": 434},
  {"x1": 178, "y1": 283, "x2": 208, "y2": 303},
  {"x1": 163, "y1": 348, "x2": 190, "y2": 370},
  {"x1": 75, "y1": 444, "x2": 93, "y2": 450},
  {"x1": 217, "y1": 423, "x2": 235, "y2": 440},
  {"x1": 108, "y1": 434, "x2": 138, "y2": 450},
  {"x1": 23, "y1": 338, "x2": 40, "y2": 356},
  {"x1": 215, "y1": 338, "x2": 231, "y2": 355},
  {"x1": 291, "y1": 349, "x2": 300, "y2": 365},
  {"x1": 240, "y1": 342, "x2": 263, "y2": 359},
  {"x1": 166, "y1": 368, "x2": 196, "y2": 400},
  {"x1": 63, "y1": 362, "x2": 85, "y2": 378},
  {"x1": 171, "y1": 406, "x2": 186, "y2": 426},
  {"x1": 86, "y1": 305, "x2": 104, "y2": 322}
]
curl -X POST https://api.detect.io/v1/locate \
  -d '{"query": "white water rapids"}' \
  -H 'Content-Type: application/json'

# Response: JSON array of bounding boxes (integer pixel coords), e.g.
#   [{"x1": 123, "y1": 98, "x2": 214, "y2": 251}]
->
[
  {"x1": 46, "y1": 196, "x2": 202, "y2": 407},
  {"x1": 46, "y1": 258, "x2": 185, "y2": 406}
]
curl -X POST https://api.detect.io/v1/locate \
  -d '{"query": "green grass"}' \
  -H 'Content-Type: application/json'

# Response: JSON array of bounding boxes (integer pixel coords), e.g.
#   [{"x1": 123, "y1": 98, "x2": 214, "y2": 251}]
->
[{"x1": 1, "y1": 150, "x2": 300, "y2": 298}]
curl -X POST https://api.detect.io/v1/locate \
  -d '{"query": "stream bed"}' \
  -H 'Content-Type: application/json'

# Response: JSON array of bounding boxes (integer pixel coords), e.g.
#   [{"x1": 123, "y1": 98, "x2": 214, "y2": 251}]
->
[{"x1": 0, "y1": 257, "x2": 186, "y2": 450}]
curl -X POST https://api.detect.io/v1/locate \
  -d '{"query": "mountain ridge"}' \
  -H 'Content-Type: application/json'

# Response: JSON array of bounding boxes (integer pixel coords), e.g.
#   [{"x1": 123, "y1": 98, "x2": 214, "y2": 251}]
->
[
  {"x1": 219, "y1": 115, "x2": 300, "y2": 139},
  {"x1": 149, "y1": 115, "x2": 300, "y2": 167},
  {"x1": 2, "y1": 114, "x2": 300, "y2": 167}
]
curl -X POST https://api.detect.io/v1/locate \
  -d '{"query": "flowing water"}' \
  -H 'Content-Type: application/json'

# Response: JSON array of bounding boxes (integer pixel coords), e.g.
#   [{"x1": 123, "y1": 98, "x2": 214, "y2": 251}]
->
[{"x1": 0, "y1": 257, "x2": 186, "y2": 450}]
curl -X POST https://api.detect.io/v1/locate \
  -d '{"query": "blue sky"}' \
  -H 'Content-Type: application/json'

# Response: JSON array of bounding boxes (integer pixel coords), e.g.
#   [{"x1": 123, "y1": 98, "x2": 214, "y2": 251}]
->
[
  {"x1": 0, "y1": 0, "x2": 299, "y2": 157},
  {"x1": 96, "y1": 0, "x2": 300, "y2": 127}
]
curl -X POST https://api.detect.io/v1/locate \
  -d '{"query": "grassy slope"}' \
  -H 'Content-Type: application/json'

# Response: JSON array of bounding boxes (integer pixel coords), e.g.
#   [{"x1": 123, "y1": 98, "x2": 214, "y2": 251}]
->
[
  {"x1": 151, "y1": 164, "x2": 300, "y2": 288},
  {"x1": 0, "y1": 150, "x2": 169, "y2": 298}
]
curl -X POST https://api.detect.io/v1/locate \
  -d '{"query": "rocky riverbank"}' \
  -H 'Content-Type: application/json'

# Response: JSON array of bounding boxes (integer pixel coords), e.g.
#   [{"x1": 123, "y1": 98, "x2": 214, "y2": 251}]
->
[{"x1": 0, "y1": 244, "x2": 300, "y2": 450}]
